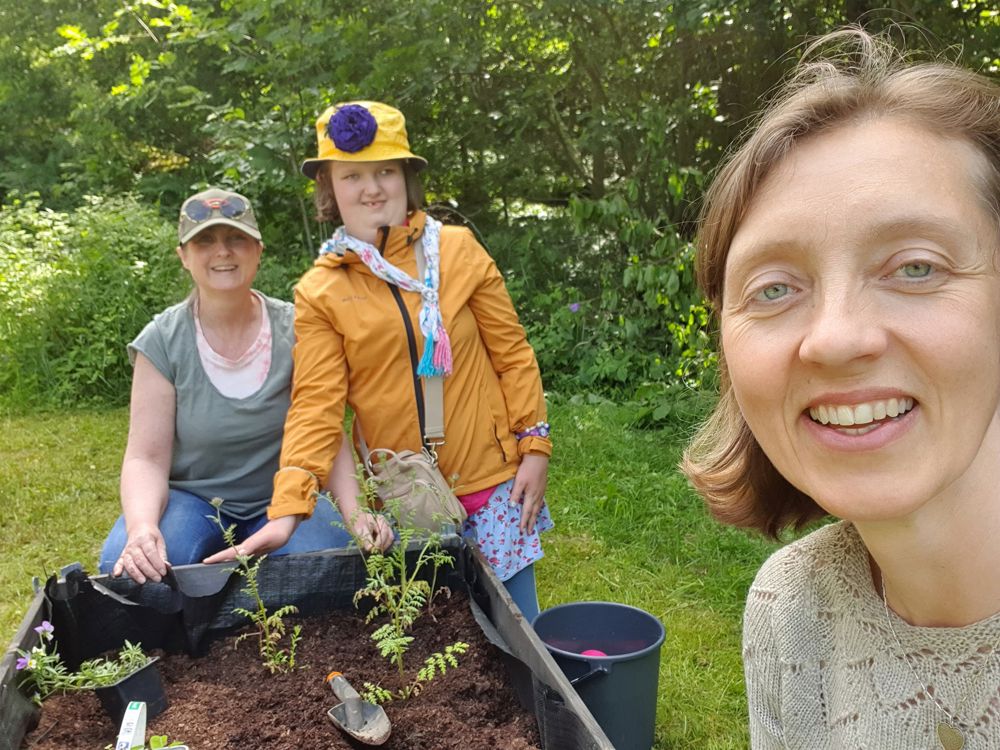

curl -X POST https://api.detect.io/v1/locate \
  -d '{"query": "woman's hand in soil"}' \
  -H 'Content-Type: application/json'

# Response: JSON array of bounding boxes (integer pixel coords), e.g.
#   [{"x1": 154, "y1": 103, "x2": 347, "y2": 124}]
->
[
  {"x1": 202, "y1": 515, "x2": 301, "y2": 563},
  {"x1": 113, "y1": 522, "x2": 169, "y2": 583},
  {"x1": 349, "y1": 511, "x2": 394, "y2": 552},
  {"x1": 510, "y1": 454, "x2": 550, "y2": 535}
]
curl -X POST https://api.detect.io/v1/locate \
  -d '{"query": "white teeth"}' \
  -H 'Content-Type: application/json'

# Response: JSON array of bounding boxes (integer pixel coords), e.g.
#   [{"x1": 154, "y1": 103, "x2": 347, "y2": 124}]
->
[
  {"x1": 854, "y1": 403, "x2": 873, "y2": 424},
  {"x1": 808, "y1": 397, "x2": 914, "y2": 427}
]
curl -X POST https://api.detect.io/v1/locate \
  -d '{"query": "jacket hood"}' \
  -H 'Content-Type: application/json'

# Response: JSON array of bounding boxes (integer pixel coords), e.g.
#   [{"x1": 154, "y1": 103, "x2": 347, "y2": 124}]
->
[{"x1": 313, "y1": 210, "x2": 427, "y2": 274}]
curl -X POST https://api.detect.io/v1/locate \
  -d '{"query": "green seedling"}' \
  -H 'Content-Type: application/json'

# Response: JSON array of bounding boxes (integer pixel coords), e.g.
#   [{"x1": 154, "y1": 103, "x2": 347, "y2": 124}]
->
[
  {"x1": 348, "y1": 467, "x2": 470, "y2": 701},
  {"x1": 362, "y1": 641, "x2": 470, "y2": 703},
  {"x1": 208, "y1": 498, "x2": 302, "y2": 674}
]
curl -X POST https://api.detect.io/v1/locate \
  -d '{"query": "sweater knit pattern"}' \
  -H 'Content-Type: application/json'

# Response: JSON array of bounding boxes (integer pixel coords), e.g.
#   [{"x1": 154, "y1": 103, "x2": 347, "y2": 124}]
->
[{"x1": 744, "y1": 521, "x2": 1000, "y2": 749}]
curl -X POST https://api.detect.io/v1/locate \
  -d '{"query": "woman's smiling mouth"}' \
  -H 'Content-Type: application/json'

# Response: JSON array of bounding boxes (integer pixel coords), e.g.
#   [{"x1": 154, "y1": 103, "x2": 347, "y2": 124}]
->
[{"x1": 807, "y1": 397, "x2": 915, "y2": 435}]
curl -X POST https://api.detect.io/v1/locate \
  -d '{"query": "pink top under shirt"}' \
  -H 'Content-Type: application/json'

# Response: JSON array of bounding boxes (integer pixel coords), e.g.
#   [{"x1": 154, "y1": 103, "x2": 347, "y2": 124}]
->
[
  {"x1": 193, "y1": 290, "x2": 273, "y2": 399},
  {"x1": 457, "y1": 486, "x2": 495, "y2": 516}
]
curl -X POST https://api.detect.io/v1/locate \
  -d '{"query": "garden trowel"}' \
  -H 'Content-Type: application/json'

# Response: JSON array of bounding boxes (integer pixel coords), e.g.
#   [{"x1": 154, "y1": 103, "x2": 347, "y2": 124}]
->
[{"x1": 325, "y1": 671, "x2": 391, "y2": 746}]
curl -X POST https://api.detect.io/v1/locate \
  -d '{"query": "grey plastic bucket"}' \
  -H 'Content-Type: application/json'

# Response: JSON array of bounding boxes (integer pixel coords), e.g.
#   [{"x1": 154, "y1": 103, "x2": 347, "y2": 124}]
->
[{"x1": 533, "y1": 601, "x2": 664, "y2": 750}]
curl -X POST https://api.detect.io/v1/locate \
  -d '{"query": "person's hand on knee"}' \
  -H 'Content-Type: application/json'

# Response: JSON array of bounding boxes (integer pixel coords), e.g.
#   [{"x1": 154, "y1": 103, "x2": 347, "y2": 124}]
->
[{"x1": 113, "y1": 522, "x2": 168, "y2": 583}]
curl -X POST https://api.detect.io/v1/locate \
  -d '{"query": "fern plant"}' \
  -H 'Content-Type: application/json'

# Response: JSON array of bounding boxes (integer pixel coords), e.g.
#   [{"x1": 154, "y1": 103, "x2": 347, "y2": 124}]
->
[
  {"x1": 208, "y1": 498, "x2": 302, "y2": 674},
  {"x1": 362, "y1": 641, "x2": 470, "y2": 703},
  {"x1": 347, "y1": 464, "x2": 471, "y2": 701},
  {"x1": 352, "y1": 509, "x2": 455, "y2": 674}
]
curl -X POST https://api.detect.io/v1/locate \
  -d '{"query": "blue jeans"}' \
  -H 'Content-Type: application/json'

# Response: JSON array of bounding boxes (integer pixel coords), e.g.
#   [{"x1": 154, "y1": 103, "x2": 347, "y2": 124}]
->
[
  {"x1": 99, "y1": 488, "x2": 352, "y2": 573},
  {"x1": 502, "y1": 564, "x2": 540, "y2": 623}
]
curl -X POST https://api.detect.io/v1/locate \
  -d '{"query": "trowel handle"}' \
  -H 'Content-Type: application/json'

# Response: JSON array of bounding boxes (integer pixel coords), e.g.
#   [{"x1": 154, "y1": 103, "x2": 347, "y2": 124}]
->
[{"x1": 326, "y1": 672, "x2": 364, "y2": 730}]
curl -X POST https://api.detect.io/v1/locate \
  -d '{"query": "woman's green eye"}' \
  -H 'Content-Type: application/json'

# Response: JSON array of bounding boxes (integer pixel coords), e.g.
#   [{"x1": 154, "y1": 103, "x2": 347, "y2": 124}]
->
[
  {"x1": 757, "y1": 283, "x2": 789, "y2": 301},
  {"x1": 900, "y1": 262, "x2": 932, "y2": 278}
]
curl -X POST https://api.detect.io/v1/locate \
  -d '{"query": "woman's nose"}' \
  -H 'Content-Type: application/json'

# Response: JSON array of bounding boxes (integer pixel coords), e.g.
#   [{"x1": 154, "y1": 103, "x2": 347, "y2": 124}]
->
[{"x1": 798, "y1": 289, "x2": 888, "y2": 368}]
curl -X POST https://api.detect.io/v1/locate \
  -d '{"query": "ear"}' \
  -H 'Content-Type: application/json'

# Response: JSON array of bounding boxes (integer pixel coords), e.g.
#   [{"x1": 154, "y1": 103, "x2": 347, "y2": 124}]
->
[{"x1": 175, "y1": 244, "x2": 188, "y2": 269}]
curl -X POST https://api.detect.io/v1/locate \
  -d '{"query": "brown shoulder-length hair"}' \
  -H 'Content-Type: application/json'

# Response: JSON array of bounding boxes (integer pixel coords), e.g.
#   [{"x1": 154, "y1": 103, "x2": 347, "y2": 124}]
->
[
  {"x1": 313, "y1": 159, "x2": 425, "y2": 224},
  {"x1": 681, "y1": 26, "x2": 1000, "y2": 539}
]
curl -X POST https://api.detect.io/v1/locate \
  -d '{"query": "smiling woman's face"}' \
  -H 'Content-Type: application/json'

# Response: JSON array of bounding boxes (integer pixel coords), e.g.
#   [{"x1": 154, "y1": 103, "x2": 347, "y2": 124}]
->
[
  {"x1": 177, "y1": 225, "x2": 262, "y2": 293},
  {"x1": 721, "y1": 117, "x2": 1000, "y2": 523}
]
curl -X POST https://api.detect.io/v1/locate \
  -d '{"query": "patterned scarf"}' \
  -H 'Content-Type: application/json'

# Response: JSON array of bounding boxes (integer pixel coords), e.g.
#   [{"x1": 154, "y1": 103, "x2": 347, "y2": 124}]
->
[{"x1": 318, "y1": 215, "x2": 452, "y2": 376}]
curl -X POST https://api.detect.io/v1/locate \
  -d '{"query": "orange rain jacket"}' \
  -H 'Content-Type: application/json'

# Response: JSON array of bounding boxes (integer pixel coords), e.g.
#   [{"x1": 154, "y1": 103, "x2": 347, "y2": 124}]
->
[{"x1": 268, "y1": 211, "x2": 551, "y2": 519}]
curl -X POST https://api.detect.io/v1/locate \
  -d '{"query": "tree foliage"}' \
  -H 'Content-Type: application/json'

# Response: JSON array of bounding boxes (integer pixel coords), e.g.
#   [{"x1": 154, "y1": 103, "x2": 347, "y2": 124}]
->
[{"x1": 2, "y1": 1, "x2": 998, "y2": 404}]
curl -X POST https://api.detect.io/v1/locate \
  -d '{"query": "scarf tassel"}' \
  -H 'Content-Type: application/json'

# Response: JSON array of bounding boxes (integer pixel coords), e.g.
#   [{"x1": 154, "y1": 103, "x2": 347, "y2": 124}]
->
[{"x1": 417, "y1": 328, "x2": 453, "y2": 377}]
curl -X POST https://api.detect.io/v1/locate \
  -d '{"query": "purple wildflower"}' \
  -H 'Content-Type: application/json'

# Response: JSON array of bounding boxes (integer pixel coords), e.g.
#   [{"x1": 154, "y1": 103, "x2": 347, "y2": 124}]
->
[
  {"x1": 34, "y1": 621, "x2": 54, "y2": 637},
  {"x1": 15, "y1": 655, "x2": 29, "y2": 670},
  {"x1": 568, "y1": 302, "x2": 581, "y2": 313},
  {"x1": 327, "y1": 104, "x2": 378, "y2": 153}
]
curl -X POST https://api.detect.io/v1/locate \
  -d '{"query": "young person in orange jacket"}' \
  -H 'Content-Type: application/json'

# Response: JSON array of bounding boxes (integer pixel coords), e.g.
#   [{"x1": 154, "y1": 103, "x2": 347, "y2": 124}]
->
[{"x1": 207, "y1": 102, "x2": 553, "y2": 620}]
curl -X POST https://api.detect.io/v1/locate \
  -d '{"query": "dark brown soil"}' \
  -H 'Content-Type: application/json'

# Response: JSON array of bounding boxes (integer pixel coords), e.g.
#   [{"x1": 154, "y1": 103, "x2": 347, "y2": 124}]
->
[{"x1": 21, "y1": 591, "x2": 540, "y2": 750}]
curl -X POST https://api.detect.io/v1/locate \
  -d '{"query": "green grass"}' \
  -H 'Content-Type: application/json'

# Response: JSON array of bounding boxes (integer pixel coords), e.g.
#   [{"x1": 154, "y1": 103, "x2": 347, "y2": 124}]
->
[
  {"x1": 1, "y1": 409, "x2": 128, "y2": 638},
  {"x1": 1, "y1": 401, "x2": 781, "y2": 748},
  {"x1": 537, "y1": 401, "x2": 780, "y2": 748}
]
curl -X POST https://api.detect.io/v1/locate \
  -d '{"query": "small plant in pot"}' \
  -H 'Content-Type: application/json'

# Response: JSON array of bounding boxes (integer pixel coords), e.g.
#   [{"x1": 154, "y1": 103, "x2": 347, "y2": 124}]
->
[{"x1": 14, "y1": 620, "x2": 167, "y2": 723}]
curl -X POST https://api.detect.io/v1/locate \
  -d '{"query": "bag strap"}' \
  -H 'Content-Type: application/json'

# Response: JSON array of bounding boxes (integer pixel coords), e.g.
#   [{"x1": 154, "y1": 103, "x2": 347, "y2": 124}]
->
[{"x1": 357, "y1": 233, "x2": 445, "y2": 466}]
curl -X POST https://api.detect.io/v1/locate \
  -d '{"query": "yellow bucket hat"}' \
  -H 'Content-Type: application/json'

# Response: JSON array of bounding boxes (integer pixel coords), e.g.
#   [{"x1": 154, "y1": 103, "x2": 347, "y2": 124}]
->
[{"x1": 301, "y1": 101, "x2": 427, "y2": 180}]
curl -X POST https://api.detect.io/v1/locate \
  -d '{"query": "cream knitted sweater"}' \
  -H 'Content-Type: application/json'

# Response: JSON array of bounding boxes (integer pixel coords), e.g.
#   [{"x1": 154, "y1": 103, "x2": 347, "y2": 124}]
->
[{"x1": 744, "y1": 521, "x2": 1000, "y2": 749}]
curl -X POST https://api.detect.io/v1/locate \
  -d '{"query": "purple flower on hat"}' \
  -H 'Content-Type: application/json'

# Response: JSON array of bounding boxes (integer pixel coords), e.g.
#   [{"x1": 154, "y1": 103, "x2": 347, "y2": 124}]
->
[{"x1": 327, "y1": 104, "x2": 378, "y2": 153}]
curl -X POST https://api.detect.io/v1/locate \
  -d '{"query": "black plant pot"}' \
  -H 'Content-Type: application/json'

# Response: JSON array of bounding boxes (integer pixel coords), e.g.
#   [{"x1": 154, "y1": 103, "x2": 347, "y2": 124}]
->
[{"x1": 94, "y1": 656, "x2": 168, "y2": 726}]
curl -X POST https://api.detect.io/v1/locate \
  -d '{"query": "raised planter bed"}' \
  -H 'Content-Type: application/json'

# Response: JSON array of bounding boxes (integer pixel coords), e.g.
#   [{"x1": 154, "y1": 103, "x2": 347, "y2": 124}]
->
[{"x1": 1, "y1": 537, "x2": 612, "y2": 750}]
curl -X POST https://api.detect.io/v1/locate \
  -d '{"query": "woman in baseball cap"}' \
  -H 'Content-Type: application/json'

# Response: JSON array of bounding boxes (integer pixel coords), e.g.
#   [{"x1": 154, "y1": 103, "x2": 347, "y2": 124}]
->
[
  {"x1": 99, "y1": 188, "x2": 354, "y2": 582},
  {"x1": 209, "y1": 102, "x2": 554, "y2": 621}
]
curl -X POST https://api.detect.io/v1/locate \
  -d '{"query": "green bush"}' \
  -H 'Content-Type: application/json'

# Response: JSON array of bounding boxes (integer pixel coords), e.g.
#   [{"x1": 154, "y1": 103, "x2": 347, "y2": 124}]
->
[
  {"x1": 485, "y1": 206, "x2": 716, "y2": 398},
  {"x1": 0, "y1": 194, "x2": 187, "y2": 409}
]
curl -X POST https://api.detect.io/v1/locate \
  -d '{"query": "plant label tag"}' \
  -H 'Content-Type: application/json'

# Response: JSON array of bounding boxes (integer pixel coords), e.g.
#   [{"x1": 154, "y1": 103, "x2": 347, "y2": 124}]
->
[{"x1": 115, "y1": 700, "x2": 147, "y2": 750}]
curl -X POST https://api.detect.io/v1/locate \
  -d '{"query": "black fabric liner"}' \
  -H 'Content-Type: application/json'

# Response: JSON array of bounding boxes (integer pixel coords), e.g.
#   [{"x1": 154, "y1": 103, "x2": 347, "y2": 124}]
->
[{"x1": 1, "y1": 538, "x2": 612, "y2": 750}]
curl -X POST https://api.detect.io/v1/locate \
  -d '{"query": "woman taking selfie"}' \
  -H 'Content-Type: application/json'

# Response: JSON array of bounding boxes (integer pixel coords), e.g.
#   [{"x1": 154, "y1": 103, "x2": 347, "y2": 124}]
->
[{"x1": 684, "y1": 28, "x2": 1000, "y2": 749}]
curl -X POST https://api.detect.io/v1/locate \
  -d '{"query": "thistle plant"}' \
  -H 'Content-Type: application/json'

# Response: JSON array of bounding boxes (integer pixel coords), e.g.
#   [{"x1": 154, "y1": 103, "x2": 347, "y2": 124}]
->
[
  {"x1": 15, "y1": 620, "x2": 150, "y2": 704},
  {"x1": 208, "y1": 498, "x2": 301, "y2": 674}
]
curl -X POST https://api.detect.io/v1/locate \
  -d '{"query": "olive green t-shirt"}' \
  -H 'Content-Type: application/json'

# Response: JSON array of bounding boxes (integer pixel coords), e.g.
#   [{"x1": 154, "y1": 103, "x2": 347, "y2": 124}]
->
[{"x1": 128, "y1": 294, "x2": 294, "y2": 519}]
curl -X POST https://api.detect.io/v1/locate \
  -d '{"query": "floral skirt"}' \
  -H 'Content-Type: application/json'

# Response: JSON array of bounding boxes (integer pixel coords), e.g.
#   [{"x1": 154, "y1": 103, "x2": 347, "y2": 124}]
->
[{"x1": 461, "y1": 478, "x2": 554, "y2": 582}]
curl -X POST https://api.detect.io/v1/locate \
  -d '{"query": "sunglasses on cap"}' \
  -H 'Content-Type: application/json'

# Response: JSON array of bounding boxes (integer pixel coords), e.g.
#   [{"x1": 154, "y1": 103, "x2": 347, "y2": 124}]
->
[{"x1": 182, "y1": 195, "x2": 249, "y2": 223}]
